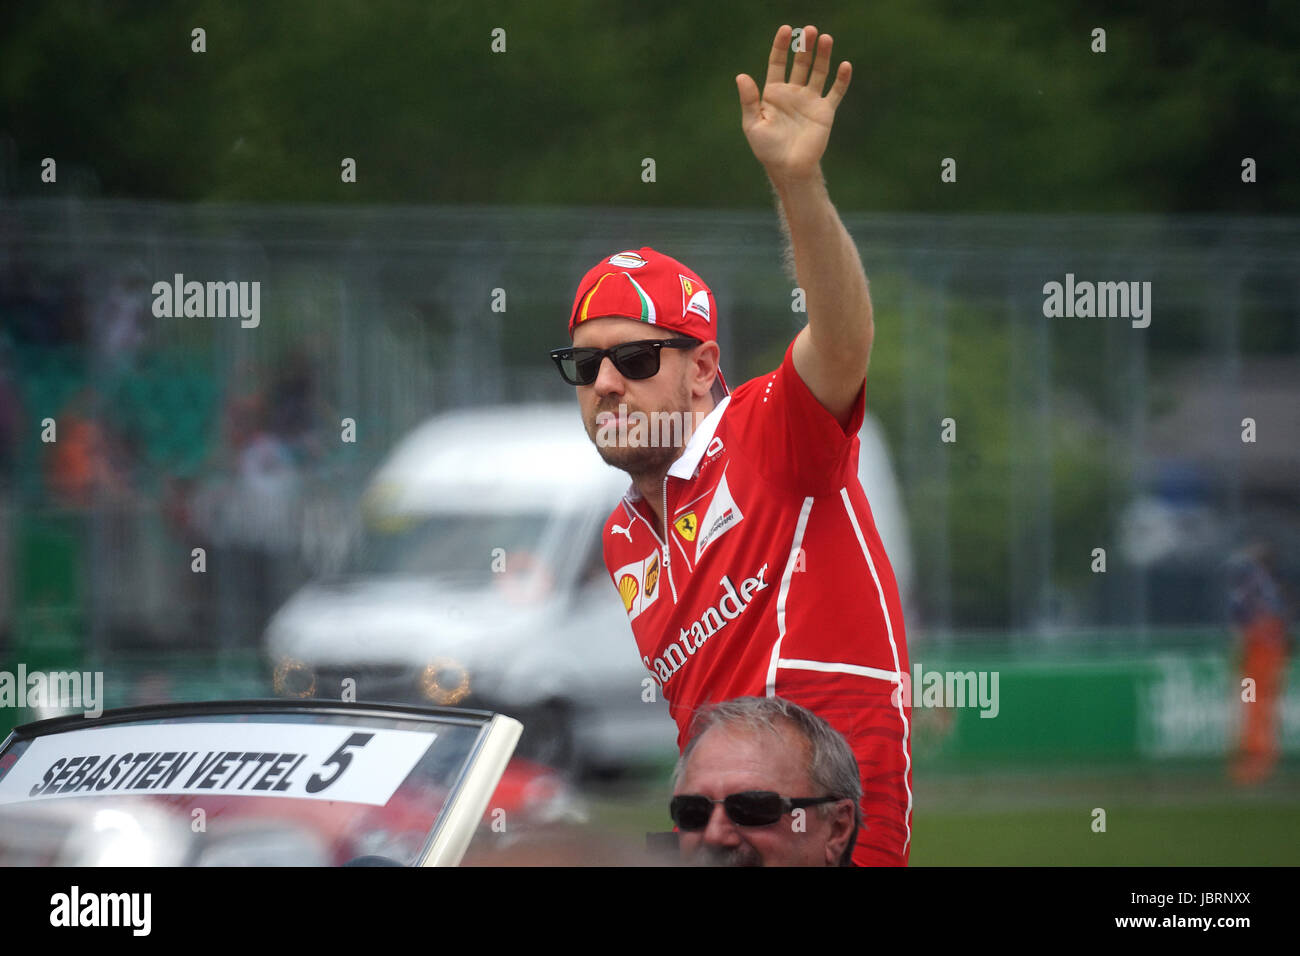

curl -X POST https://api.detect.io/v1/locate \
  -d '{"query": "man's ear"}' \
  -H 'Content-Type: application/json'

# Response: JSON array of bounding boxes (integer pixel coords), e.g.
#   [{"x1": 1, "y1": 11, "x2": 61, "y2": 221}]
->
[
  {"x1": 825, "y1": 800, "x2": 856, "y2": 867},
  {"x1": 691, "y1": 341, "x2": 721, "y2": 400}
]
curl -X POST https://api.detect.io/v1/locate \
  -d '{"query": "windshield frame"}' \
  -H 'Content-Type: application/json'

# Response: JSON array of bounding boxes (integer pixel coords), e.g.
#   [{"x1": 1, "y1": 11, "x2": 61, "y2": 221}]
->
[{"x1": 0, "y1": 698, "x2": 522, "y2": 867}]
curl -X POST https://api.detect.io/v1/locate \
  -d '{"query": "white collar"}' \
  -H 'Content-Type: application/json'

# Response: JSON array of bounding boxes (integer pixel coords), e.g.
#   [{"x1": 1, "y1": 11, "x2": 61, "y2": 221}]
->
[
  {"x1": 623, "y1": 395, "x2": 732, "y2": 501},
  {"x1": 668, "y1": 395, "x2": 730, "y2": 479}
]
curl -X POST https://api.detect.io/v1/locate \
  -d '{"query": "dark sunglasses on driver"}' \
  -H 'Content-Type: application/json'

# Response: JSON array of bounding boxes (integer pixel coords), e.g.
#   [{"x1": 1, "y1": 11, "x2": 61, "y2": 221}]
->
[{"x1": 549, "y1": 337, "x2": 700, "y2": 386}]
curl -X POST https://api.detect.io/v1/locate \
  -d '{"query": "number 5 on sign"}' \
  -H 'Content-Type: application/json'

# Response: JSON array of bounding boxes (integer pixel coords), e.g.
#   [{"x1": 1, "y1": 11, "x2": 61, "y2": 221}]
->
[{"x1": 307, "y1": 732, "x2": 374, "y2": 793}]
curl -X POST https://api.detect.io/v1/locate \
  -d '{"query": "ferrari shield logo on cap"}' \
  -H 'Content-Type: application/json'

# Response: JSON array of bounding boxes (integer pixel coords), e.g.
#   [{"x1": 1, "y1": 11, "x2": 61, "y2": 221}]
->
[
  {"x1": 681, "y1": 277, "x2": 702, "y2": 321},
  {"x1": 679, "y1": 274, "x2": 710, "y2": 322},
  {"x1": 608, "y1": 252, "x2": 648, "y2": 268}
]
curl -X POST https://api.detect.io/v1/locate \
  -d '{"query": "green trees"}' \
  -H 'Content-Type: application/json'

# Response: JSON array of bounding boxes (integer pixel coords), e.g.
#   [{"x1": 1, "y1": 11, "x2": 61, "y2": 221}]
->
[{"x1": 3, "y1": 1, "x2": 1294, "y2": 211}]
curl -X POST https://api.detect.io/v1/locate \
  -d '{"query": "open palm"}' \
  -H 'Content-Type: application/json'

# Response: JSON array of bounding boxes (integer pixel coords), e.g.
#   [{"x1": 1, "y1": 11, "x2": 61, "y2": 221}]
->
[{"x1": 737, "y1": 24, "x2": 851, "y2": 183}]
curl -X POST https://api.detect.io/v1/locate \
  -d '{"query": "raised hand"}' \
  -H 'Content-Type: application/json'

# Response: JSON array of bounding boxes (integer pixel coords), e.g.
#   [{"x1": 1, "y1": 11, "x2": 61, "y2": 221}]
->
[{"x1": 736, "y1": 24, "x2": 851, "y2": 185}]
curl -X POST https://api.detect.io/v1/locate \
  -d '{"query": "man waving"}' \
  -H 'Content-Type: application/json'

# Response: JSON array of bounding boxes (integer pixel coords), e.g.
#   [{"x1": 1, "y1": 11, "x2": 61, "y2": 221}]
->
[{"x1": 550, "y1": 24, "x2": 911, "y2": 866}]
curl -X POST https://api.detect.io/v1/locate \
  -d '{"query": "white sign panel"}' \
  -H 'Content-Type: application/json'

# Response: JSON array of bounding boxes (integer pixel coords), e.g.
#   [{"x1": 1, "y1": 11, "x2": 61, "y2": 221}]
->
[{"x1": 0, "y1": 721, "x2": 436, "y2": 807}]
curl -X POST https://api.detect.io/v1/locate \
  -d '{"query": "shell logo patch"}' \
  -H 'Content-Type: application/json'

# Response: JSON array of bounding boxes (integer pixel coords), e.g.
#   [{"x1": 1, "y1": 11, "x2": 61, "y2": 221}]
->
[
  {"x1": 618, "y1": 574, "x2": 639, "y2": 612},
  {"x1": 674, "y1": 512, "x2": 698, "y2": 542},
  {"x1": 612, "y1": 552, "x2": 663, "y2": 620}
]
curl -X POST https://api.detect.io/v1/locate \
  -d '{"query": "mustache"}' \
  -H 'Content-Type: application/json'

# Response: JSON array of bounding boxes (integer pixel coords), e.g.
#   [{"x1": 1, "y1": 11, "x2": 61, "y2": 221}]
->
[
  {"x1": 686, "y1": 844, "x2": 761, "y2": 867},
  {"x1": 593, "y1": 400, "x2": 640, "y2": 416}
]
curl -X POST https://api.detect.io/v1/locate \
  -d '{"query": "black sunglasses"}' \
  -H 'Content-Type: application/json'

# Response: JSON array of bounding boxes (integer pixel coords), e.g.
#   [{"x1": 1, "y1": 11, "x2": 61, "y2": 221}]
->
[
  {"x1": 549, "y1": 337, "x2": 700, "y2": 386},
  {"x1": 669, "y1": 791, "x2": 841, "y2": 831}
]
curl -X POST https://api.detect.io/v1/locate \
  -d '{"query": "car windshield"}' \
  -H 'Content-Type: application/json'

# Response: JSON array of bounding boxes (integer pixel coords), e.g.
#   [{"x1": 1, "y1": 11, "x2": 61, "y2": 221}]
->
[
  {"x1": 0, "y1": 706, "x2": 491, "y2": 866},
  {"x1": 340, "y1": 512, "x2": 553, "y2": 584}
]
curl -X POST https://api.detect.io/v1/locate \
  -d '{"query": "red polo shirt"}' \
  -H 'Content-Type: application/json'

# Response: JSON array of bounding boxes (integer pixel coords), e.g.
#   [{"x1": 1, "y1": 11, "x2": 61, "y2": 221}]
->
[{"x1": 602, "y1": 340, "x2": 912, "y2": 866}]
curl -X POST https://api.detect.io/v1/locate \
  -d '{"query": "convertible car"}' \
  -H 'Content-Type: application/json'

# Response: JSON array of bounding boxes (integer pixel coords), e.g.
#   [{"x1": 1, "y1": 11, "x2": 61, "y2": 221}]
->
[{"x1": 0, "y1": 699, "x2": 544, "y2": 866}]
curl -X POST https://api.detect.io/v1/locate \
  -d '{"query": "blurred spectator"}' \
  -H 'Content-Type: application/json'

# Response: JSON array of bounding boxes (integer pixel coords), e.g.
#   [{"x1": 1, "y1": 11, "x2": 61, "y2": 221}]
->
[
  {"x1": 669, "y1": 696, "x2": 861, "y2": 867},
  {"x1": 267, "y1": 347, "x2": 328, "y2": 465},
  {"x1": 1226, "y1": 541, "x2": 1293, "y2": 785},
  {"x1": 46, "y1": 387, "x2": 133, "y2": 507},
  {"x1": 191, "y1": 361, "x2": 305, "y2": 646},
  {"x1": 219, "y1": 359, "x2": 267, "y2": 465},
  {"x1": 89, "y1": 267, "x2": 152, "y2": 371}
]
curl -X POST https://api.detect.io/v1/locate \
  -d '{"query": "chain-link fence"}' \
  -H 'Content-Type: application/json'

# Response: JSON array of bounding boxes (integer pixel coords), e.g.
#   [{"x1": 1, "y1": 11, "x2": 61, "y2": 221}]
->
[{"x1": 2, "y1": 199, "x2": 1297, "y2": 666}]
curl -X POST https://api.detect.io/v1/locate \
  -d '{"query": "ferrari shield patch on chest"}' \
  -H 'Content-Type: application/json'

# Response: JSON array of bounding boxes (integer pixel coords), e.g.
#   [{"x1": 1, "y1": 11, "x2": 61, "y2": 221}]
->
[{"x1": 674, "y1": 512, "x2": 698, "y2": 542}]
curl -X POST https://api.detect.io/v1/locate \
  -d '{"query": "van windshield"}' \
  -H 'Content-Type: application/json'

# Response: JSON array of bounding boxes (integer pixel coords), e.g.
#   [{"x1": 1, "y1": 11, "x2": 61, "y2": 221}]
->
[{"x1": 340, "y1": 512, "x2": 553, "y2": 585}]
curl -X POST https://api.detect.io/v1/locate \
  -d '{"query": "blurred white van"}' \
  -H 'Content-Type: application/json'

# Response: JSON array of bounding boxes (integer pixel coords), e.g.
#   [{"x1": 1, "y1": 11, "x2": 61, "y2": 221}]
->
[{"x1": 265, "y1": 402, "x2": 913, "y2": 772}]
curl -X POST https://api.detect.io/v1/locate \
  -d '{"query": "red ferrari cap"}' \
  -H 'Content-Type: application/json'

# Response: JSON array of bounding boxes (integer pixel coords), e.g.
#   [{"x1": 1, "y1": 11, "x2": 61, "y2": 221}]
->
[{"x1": 568, "y1": 247, "x2": 729, "y2": 399}]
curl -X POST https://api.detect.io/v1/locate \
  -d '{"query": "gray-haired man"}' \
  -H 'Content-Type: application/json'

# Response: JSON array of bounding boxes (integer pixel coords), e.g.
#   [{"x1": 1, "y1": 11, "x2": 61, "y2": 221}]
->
[{"x1": 669, "y1": 696, "x2": 862, "y2": 866}]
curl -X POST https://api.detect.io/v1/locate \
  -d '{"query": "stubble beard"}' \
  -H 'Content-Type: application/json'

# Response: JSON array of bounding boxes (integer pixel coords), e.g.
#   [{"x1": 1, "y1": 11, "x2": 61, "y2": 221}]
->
[{"x1": 584, "y1": 383, "x2": 694, "y2": 484}]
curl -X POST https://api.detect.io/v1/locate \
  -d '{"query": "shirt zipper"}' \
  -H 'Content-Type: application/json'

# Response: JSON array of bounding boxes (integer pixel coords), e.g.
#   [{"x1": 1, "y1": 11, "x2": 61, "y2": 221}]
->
[
  {"x1": 623, "y1": 484, "x2": 679, "y2": 604},
  {"x1": 661, "y1": 476, "x2": 678, "y2": 603}
]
